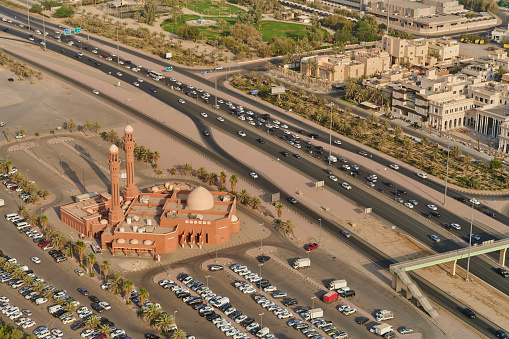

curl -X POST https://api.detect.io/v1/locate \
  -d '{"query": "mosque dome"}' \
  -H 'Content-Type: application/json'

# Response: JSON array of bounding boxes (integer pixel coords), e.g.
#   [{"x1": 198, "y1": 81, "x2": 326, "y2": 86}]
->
[
  {"x1": 186, "y1": 186, "x2": 214, "y2": 211},
  {"x1": 109, "y1": 144, "x2": 119, "y2": 153},
  {"x1": 125, "y1": 125, "x2": 134, "y2": 133}
]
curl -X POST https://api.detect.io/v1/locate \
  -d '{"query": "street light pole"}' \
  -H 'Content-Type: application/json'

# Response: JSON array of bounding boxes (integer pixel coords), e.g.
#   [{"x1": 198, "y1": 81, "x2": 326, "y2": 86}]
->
[
  {"x1": 42, "y1": 6, "x2": 46, "y2": 52},
  {"x1": 26, "y1": 0, "x2": 30, "y2": 31},
  {"x1": 259, "y1": 313, "x2": 264, "y2": 328},
  {"x1": 328, "y1": 103, "x2": 333, "y2": 166},
  {"x1": 318, "y1": 218, "x2": 322, "y2": 245},
  {"x1": 444, "y1": 140, "x2": 450, "y2": 206},
  {"x1": 173, "y1": 310, "x2": 177, "y2": 323},
  {"x1": 311, "y1": 296, "x2": 316, "y2": 309},
  {"x1": 259, "y1": 223, "x2": 264, "y2": 250},
  {"x1": 205, "y1": 275, "x2": 210, "y2": 288},
  {"x1": 215, "y1": 234, "x2": 219, "y2": 262},
  {"x1": 258, "y1": 263, "x2": 263, "y2": 279},
  {"x1": 466, "y1": 200, "x2": 474, "y2": 282}
]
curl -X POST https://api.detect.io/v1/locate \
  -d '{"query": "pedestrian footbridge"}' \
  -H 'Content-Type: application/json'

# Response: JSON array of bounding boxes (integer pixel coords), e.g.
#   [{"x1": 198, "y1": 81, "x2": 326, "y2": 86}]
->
[{"x1": 390, "y1": 238, "x2": 509, "y2": 318}]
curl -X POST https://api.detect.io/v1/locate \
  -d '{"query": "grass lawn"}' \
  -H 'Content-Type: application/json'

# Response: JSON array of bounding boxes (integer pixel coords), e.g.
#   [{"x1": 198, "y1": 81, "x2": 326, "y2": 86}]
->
[
  {"x1": 161, "y1": 14, "x2": 238, "y2": 40},
  {"x1": 186, "y1": 0, "x2": 245, "y2": 16},
  {"x1": 259, "y1": 21, "x2": 327, "y2": 42}
]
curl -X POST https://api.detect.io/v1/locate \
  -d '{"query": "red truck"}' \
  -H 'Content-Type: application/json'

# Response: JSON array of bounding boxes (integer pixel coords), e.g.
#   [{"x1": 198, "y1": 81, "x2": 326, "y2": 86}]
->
[{"x1": 322, "y1": 291, "x2": 338, "y2": 303}]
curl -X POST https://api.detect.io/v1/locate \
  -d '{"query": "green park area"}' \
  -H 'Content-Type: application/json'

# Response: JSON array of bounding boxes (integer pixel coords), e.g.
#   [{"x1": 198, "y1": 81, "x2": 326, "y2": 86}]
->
[
  {"x1": 186, "y1": 0, "x2": 245, "y2": 16},
  {"x1": 161, "y1": 15, "x2": 325, "y2": 42}
]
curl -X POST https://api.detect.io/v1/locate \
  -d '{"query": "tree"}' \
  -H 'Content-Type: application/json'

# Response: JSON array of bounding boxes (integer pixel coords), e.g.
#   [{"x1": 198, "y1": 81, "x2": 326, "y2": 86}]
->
[
  {"x1": 181, "y1": 163, "x2": 192, "y2": 176},
  {"x1": 229, "y1": 174, "x2": 238, "y2": 192},
  {"x1": 219, "y1": 171, "x2": 227, "y2": 189},
  {"x1": 87, "y1": 253, "x2": 96, "y2": 274},
  {"x1": 85, "y1": 314, "x2": 101, "y2": 329},
  {"x1": 98, "y1": 324, "x2": 112, "y2": 336},
  {"x1": 218, "y1": 19, "x2": 227, "y2": 33},
  {"x1": 171, "y1": 329, "x2": 187, "y2": 339},
  {"x1": 67, "y1": 119, "x2": 77, "y2": 132},
  {"x1": 54, "y1": 6, "x2": 75, "y2": 18},
  {"x1": 143, "y1": 0, "x2": 158, "y2": 25},
  {"x1": 155, "y1": 312, "x2": 175, "y2": 334},
  {"x1": 280, "y1": 219, "x2": 295, "y2": 235},
  {"x1": 39, "y1": 190, "x2": 50, "y2": 200},
  {"x1": 393, "y1": 126, "x2": 403, "y2": 137},
  {"x1": 134, "y1": 11, "x2": 141, "y2": 23},
  {"x1": 138, "y1": 288, "x2": 149, "y2": 307},
  {"x1": 196, "y1": 167, "x2": 208, "y2": 180},
  {"x1": 275, "y1": 204, "x2": 284, "y2": 220},
  {"x1": 250, "y1": 196, "x2": 261, "y2": 209},
  {"x1": 101, "y1": 261, "x2": 111, "y2": 281},
  {"x1": 109, "y1": 273, "x2": 125, "y2": 295},
  {"x1": 123, "y1": 279, "x2": 134, "y2": 300},
  {"x1": 30, "y1": 4, "x2": 42, "y2": 13},
  {"x1": 152, "y1": 151, "x2": 160, "y2": 164},
  {"x1": 64, "y1": 301, "x2": 77, "y2": 313},
  {"x1": 237, "y1": 189, "x2": 250, "y2": 204},
  {"x1": 75, "y1": 241, "x2": 86, "y2": 265},
  {"x1": 142, "y1": 303, "x2": 161, "y2": 323},
  {"x1": 450, "y1": 146, "x2": 462, "y2": 158}
]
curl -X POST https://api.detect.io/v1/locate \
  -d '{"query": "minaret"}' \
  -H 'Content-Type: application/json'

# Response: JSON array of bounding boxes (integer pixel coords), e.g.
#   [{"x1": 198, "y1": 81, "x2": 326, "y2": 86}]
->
[
  {"x1": 123, "y1": 125, "x2": 138, "y2": 200},
  {"x1": 108, "y1": 144, "x2": 123, "y2": 226}
]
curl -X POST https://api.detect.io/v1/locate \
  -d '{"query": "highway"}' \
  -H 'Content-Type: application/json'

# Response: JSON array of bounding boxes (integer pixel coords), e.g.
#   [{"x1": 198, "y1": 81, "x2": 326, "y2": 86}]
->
[{"x1": 0, "y1": 13, "x2": 507, "y2": 335}]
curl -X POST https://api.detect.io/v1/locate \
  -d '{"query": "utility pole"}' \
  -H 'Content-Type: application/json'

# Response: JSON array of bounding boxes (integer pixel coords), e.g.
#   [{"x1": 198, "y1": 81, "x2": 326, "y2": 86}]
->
[
  {"x1": 444, "y1": 139, "x2": 450, "y2": 206},
  {"x1": 26, "y1": 0, "x2": 30, "y2": 31},
  {"x1": 328, "y1": 103, "x2": 333, "y2": 166},
  {"x1": 42, "y1": 6, "x2": 46, "y2": 52},
  {"x1": 465, "y1": 201, "x2": 474, "y2": 282}
]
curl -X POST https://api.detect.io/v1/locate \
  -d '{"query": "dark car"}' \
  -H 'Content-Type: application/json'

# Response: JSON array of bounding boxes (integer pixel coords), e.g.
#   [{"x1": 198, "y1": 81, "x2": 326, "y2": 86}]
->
[
  {"x1": 257, "y1": 256, "x2": 271, "y2": 263},
  {"x1": 496, "y1": 330, "x2": 509, "y2": 339},
  {"x1": 496, "y1": 267, "x2": 509, "y2": 278},
  {"x1": 202, "y1": 130, "x2": 210, "y2": 137},
  {"x1": 7, "y1": 78, "x2": 14, "y2": 82},
  {"x1": 89, "y1": 296, "x2": 100, "y2": 303},
  {"x1": 192, "y1": 303, "x2": 206, "y2": 310},
  {"x1": 70, "y1": 321, "x2": 85, "y2": 330},
  {"x1": 430, "y1": 211, "x2": 441, "y2": 217},
  {"x1": 309, "y1": 133, "x2": 319, "y2": 139},
  {"x1": 150, "y1": 88, "x2": 157, "y2": 93},
  {"x1": 177, "y1": 273, "x2": 188, "y2": 282},
  {"x1": 199, "y1": 310, "x2": 214, "y2": 317},
  {"x1": 383, "y1": 182, "x2": 393, "y2": 187},
  {"x1": 397, "y1": 189, "x2": 407, "y2": 194},
  {"x1": 281, "y1": 151, "x2": 289, "y2": 157},
  {"x1": 282, "y1": 298, "x2": 298, "y2": 306},
  {"x1": 144, "y1": 334, "x2": 160, "y2": 339},
  {"x1": 240, "y1": 317, "x2": 255, "y2": 327},
  {"x1": 463, "y1": 308, "x2": 476, "y2": 319},
  {"x1": 256, "y1": 138, "x2": 265, "y2": 144},
  {"x1": 228, "y1": 310, "x2": 242, "y2": 319},
  {"x1": 355, "y1": 316, "x2": 369, "y2": 325},
  {"x1": 305, "y1": 243, "x2": 319, "y2": 251},
  {"x1": 49, "y1": 251, "x2": 63, "y2": 258},
  {"x1": 455, "y1": 197, "x2": 466, "y2": 202},
  {"x1": 485, "y1": 211, "x2": 496, "y2": 218},
  {"x1": 390, "y1": 191, "x2": 401, "y2": 196},
  {"x1": 206, "y1": 313, "x2": 220, "y2": 321},
  {"x1": 423, "y1": 212, "x2": 433, "y2": 218},
  {"x1": 78, "y1": 288, "x2": 89, "y2": 296},
  {"x1": 91, "y1": 303, "x2": 105, "y2": 313}
]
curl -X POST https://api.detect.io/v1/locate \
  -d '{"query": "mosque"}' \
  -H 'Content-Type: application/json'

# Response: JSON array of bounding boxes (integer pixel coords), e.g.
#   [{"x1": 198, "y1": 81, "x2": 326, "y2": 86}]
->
[{"x1": 60, "y1": 126, "x2": 240, "y2": 256}]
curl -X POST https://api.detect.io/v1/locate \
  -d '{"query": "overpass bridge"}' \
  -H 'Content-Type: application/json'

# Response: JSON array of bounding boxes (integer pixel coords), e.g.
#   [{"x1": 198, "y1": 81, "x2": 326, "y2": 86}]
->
[{"x1": 390, "y1": 238, "x2": 509, "y2": 318}]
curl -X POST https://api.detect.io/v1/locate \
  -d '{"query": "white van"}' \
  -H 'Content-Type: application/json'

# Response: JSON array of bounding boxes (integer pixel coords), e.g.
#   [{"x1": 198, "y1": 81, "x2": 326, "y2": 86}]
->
[
  {"x1": 48, "y1": 304, "x2": 63, "y2": 314},
  {"x1": 15, "y1": 222, "x2": 29, "y2": 229}
]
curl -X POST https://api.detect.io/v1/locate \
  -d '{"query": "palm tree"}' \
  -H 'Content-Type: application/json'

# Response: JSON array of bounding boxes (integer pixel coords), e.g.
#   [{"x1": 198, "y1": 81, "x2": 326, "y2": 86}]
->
[
  {"x1": 12, "y1": 267, "x2": 26, "y2": 280},
  {"x1": 39, "y1": 215, "x2": 48, "y2": 231},
  {"x1": 109, "y1": 273, "x2": 125, "y2": 295},
  {"x1": 219, "y1": 171, "x2": 227, "y2": 189},
  {"x1": 275, "y1": 204, "x2": 284, "y2": 220},
  {"x1": 229, "y1": 174, "x2": 238, "y2": 192},
  {"x1": 87, "y1": 253, "x2": 96, "y2": 274},
  {"x1": 3, "y1": 261, "x2": 16, "y2": 273},
  {"x1": 64, "y1": 242, "x2": 75, "y2": 258},
  {"x1": 75, "y1": 241, "x2": 86, "y2": 264},
  {"x1": 237, "y1": 189, "x2": 250, "y2": 204},
  {"x1": 101, "y1": 261, "x2": 111, "y2": 281},
  {"x1": 98, "y1": 324, "x2": 112, "y2": 336},
  {"x1": 142, "y1": 303, "x2": 161, "y2": 323},
  {"x1": 196, "y1": 167, "x2": 208, "y2": 180},
  {"x1": 451, "y1": 146, "x2": 462, "y2": 158},
  {"x1": 123, "y1": 279, "x2": 134, "y2": 300},
  {"x1": 152, "y1": 151, "x2": 160, "y2": 164},
  {"x1": 280, "y1": 219, "x2": 295, "y2": 235},
  {"x1": 181, "y1": 163, "x2": 192, "y2": 175},
  {"x1": 19, "y1": 205, "x2": 29, "y2": 218},
  {"x1": 154, "y1": 312, "x2": 175, "y2": 334},
  {"x1": 138, "y1": 288, "x2": 149, "y2": 307},
  {"x1": 393, "y1": 126, "x2": 403, "y2": 137},
  {"x1": 33, "y1": 280, "x2": 45, "y2": 294},
  {"x1": 42, "y1": 289, "x2": 54, "y2": 300},
  {"x1": 64, "y1": 301, "x2": 77, "y2": 313},
  {"x1": 85, "y1": 314, "x2": 101, "y2": 329},
  {"x1": 250, "y1": 196, "x2": 261, "y2": 209},
  {"x1": 171, "y1": 329, "x2": 187, "y2": 339},
  {"x1": 67, "y1": 119, "x2": 77, "y2": 132},
  {"x1": 23, "y1": 275, "x2": 34, "y2": 287}
]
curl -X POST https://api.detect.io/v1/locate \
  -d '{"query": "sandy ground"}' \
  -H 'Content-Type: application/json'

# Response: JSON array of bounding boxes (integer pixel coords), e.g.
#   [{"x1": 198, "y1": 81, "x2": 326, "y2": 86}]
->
[{"x1": 0, "y1": 33, "x2": 503, "y2": 336}]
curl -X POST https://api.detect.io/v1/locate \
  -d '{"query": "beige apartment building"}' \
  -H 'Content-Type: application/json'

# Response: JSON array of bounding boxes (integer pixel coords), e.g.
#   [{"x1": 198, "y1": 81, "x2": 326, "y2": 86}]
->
[{"x1": 300, "y1": 49, "x2": 390, "y2": 83}]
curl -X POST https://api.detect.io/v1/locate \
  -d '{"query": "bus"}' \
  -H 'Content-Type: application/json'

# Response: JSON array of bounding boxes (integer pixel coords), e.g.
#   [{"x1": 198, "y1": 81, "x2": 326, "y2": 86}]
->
[{"x1": 148, "y1": 71, "x2": 164, "y2": 80}]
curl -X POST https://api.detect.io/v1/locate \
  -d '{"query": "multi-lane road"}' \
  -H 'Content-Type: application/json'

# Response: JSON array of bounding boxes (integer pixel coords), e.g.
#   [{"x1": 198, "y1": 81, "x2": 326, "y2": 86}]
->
[{"x1": 0, "y1": 8, "x2": 508, "y2": 335}]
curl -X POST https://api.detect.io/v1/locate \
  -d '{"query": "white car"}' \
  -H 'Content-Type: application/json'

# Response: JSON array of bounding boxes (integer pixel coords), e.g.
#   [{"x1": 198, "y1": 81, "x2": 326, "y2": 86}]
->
[
  {"x1": 91, "y1": 49, "x2": 97, "y2": 54},
  {"x1": 403, "y1": 202, "x2": 413, "y2": 209},
  {"x1": 416, "y1": 173, "x2": 427, "y2": 179},
  {"x1": 430, "y1": 234, "x2": 440, "y2": 242},
  {"x1": 341, "y1": 182, "x2": 352, "y2": 190},
  {"x1": 389, "y1": 164, "x2": 399, "y2": 170},
  {"x1": 92, "y1": 90, "x2": 100, "y2": 95},
  {"x1": 22, "y1": 320, "x2": 36, "y2": 329},
  {"x1": 61, "y1": 316, "x2": 75, "y2": 324},
  {"x1": 100, "y1": 282, "x2": 112, "y2": 290},
  {"x1": 469, "y1": 198, "x2": 480, "y2": 205},
  {"x1": 81, "y1": 329, "x2": 94, "y2": 337},
  {"x1": 51, "y1": 329, "x2": 63, "y2": 337},
  {"x1": 74, "y1": 269, "x2": 84, "y2": 276},
  {"x1": 427, "y1": 204, "x2": 437, "y2": 210},
  {"x1": 133, "y1": 82, "x2": 139, "y2": 87},
  {"x1": 0, "y1": 296, "x2": 8, "y2": 303},
  {"x1": 250, "y1": 172, "x2": 258, "y2": 179},
  {"x1": 200, "y1": 112, "x2": 208, "y2": 118},
  {"x1": 98, "y1": 301, "x2": 111, "y2": 310},
  {"x1": 178, "y1": 99, "x2": 185, "y2": 104},
  {"x1": 30, "y1": 257, "x2": 41, "y2": 264},
  {"x1": 217, "y1": 117, "x2": 224, "y2": 122},
  {"x1": 449, "y1": 223, "x2": 461, "y2": 230},
  {"x1": 329, "y1": 175, "x2": 338, "y2": 182},
  {"x1": 366, "y1": 181, "x2": 375, "y2": 187},
  {"x1": 263, "y1": 286, "x2": 277, "y2": 292},
  {"x1": 116, "y1": 72, "x2": 122, "y2": 76},
  {"x1": 333, "y1": 140, "x2": 342, "y2": 145},
  {"x1": 237, "y1": 131, "x2": 246, "y2": 137}
]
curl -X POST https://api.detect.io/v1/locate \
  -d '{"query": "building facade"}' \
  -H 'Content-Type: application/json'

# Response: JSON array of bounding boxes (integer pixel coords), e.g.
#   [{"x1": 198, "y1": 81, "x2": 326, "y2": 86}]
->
[{"x1": 60, "y1": 126, "x2": 240, "y2": 255}]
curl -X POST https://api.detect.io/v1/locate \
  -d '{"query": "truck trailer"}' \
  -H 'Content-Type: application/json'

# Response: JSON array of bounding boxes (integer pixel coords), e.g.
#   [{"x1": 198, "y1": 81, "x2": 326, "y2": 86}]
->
[
  {"x1": 293, "y1": 258, "x2": 311, "y2": 269},
  {"x1": 375, "y1": 310, "x2": 394, "y2": 321},
  {"x1": 322, "y1": 291, "x2": 339, "y2": 303}
]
